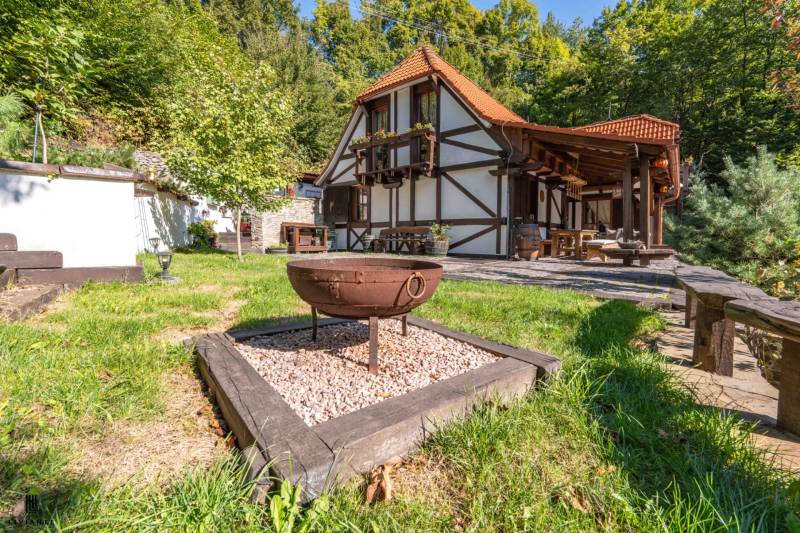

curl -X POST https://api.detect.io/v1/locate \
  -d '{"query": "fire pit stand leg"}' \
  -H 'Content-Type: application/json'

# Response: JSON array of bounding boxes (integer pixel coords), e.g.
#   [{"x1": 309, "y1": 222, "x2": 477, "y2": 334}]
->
[
  {"x1": 311, "y1": 307, "x2": 318, "y2": 341},
  {"x1": 368, "y1": 316, "x2": 379, "y2": 374},
  {"x1": 401, "y1": 314, "x2": 408, "y2": 336}
]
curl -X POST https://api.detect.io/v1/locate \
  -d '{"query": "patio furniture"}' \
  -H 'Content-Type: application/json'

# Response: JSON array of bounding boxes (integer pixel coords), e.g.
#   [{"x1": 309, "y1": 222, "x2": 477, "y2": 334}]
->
[
  {"x1": 373, "y1": 226, "x2": 430, "y2": 254},
  {"x1": 676, "y1": 265, "x2": 773, "y2": 376},
  {"x1": 281, "y1": 223, "x2": 329, "y2": 253},
  {"x1": 602, "y1": 246, "x2": 675, "y2": 266},
  {"x1": 724, "y1": 298, "x2": 800, "y2": 434},
  {"x1": 549, "y1": 229, "x2": 597, "y2": 259},
  {"x1": 584, "y1": 240, "x2": 617, "y2": 262}
]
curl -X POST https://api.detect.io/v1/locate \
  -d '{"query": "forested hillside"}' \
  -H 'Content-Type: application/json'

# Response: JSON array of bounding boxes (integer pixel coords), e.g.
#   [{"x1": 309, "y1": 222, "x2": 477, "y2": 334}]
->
[{"x1": 1, "y1": 0, "x2": 797, "y2": 174}]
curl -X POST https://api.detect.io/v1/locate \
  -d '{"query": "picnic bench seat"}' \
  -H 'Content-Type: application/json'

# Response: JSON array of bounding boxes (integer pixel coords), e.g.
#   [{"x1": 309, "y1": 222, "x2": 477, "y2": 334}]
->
[
  {"x1": 675, "y1": 265, "x2": 774, "y2": 376},
  {"x1": 602, "y1": 246, "x2": 675, "y2": 266},
  {"x1": 373, "y1": 226, "x2": 430, "y2": 254},
  {"x1": 725, "y1": 299, "x2": 800, "y2": 435}
]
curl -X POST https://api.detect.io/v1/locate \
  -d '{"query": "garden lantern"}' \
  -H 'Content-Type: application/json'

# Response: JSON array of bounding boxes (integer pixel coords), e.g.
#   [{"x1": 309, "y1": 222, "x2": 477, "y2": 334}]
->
[
  {"x1": 155, "y1": 251, "x2": 179, "y2": 283},
  {"x1": 149, "y1": 237, "x2": 161, "y2": 253}
]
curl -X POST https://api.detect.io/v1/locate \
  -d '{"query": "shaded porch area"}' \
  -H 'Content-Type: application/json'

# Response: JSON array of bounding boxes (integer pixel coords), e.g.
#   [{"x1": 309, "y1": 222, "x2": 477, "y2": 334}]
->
[{"x1": 501, "y1": 115, "x2": 684, "y2": 264}]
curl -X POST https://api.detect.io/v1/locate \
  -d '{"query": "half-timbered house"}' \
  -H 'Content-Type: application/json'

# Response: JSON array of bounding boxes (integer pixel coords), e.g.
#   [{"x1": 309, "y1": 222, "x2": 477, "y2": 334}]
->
[{"x1": 316, "y1": 46, "x2": 682, "y2": 257}]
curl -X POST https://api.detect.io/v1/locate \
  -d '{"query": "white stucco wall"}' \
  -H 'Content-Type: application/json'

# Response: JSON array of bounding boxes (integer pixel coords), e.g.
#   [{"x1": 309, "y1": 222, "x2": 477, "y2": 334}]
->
[
  {"x1": 395, "y1": 88, "x2": 411, "y2": 166},
  {"x1": 134, "y1": 188, "x2": 199, "y2": 252},
  {"x1": 0, "y1": 172, "x2": 138, "y2": 267},
  {"x1": 371, "y1": 186, "x2": 390, "y2": 223}
]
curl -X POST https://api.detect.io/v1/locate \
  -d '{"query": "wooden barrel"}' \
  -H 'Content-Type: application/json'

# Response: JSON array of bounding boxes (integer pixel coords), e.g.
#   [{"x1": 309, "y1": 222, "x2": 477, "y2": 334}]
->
[{"x1": 515, "y1": 224, "x2": 542, "y2": 260}]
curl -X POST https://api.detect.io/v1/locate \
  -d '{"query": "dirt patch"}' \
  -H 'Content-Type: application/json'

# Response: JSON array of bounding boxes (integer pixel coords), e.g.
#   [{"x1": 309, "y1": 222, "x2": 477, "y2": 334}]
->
[
  {"x1": 390, "y1": 453, "x2": 457, "y2": 514},
  {"x1": 157, "y1": 298, "x2": 244, "y2": 345},
  {"x1": 67, "y1": 370, "x2": 228, "y2": 488}
]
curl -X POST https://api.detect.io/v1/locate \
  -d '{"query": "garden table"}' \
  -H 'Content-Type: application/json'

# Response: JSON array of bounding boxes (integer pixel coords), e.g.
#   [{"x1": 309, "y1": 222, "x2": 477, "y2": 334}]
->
[{"x1": 549, "y1": 229, "x2": 597, "y2": 259}]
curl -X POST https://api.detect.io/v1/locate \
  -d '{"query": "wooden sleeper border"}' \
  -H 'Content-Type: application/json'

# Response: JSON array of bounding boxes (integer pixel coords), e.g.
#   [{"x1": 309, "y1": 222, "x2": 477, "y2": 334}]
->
[{"x1": 189, "y1": 316, "x2": 561, "y2": 502}]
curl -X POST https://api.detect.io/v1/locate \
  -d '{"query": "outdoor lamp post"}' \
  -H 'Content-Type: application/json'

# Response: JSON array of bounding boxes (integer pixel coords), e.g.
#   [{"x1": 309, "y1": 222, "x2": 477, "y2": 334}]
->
[
  {"x1": 155, "y1": 250, "x2": 179, "y2": 283},
  {"x1": 149, "y1": 237, "x2": 161, "y2": 253}
]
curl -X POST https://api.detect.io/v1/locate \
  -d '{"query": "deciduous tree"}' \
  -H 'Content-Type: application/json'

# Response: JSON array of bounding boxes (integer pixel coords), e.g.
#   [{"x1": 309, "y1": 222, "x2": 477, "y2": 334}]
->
[{"x1": 164, "y1": 61, "x2": 296, "y2": 261}]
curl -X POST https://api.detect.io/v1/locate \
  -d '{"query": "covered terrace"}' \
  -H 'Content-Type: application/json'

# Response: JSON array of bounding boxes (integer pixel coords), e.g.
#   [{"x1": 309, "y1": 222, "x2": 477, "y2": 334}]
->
[{"x1": 499, "y1": 114, "x2": 683, "y2": 251}]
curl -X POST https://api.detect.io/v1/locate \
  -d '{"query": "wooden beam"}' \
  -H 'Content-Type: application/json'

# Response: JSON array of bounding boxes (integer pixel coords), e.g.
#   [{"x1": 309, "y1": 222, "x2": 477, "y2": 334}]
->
[
  {"x1": 440, "y1": 124, "x2": 482, "y2": 138},
  {"x1": 438, "y1": 158, "x2": 505, "y2": 173},
  {"x1": 440, "y1": 137, "x2": 502, "y2": 157},
  {"x1": 450, "y1": 224, "x2": 498, "y2": 251},
  {"x1": 654, "y1": 195, "x2": 663, "y2": 245},
  {"x1": 560, "y1": 188, "x2": 568, "y2": 227},
  {"x1": 639, "y1": 157, "x2": 651, "y2": 247},
  {"x1": 441, "y1": 172, "x2": 496, "y2": 218},
  {"x1": 496, "y1": 173, "x2": 502, "y2": 255},
  {"x1": 330, "y1": 161, "x2": 356, "y2": 184},
  {"x1": 622, "y1": 157, "x2": 633, "y2": 241}
]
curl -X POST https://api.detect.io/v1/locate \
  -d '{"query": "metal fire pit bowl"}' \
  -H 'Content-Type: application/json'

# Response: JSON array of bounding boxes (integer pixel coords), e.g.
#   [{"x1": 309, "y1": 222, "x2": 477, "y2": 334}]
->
[{"x1": 287, "y1": 257, "x2": 443, "y2": 373}]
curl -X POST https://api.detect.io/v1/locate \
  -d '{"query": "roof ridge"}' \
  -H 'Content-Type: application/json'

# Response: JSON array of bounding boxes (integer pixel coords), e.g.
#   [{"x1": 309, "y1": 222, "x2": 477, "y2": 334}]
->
[{"x1": 577, "y1": 113, "x2": 679, "y2": 129}]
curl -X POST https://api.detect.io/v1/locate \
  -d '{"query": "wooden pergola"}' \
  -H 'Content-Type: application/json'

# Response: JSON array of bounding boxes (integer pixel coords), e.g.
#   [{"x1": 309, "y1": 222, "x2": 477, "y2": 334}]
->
[{"x1": 495, "y1": 115, "x2": 682, "y2": 248}]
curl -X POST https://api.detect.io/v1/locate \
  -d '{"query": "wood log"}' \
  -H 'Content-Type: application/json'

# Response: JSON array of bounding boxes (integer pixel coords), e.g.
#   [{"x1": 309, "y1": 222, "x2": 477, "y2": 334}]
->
[{"x1": 693, "y1": 300, "x2": 735, "y2": 376}]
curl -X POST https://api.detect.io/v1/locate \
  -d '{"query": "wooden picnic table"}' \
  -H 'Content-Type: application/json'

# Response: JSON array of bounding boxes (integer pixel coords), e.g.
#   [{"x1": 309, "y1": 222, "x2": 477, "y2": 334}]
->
[
  {"x1": 374, "y1": 226, "x2": 429, "y2": 254},
  {"x1": 549, "y1": 229, "x2": 597, "y2": 259}
]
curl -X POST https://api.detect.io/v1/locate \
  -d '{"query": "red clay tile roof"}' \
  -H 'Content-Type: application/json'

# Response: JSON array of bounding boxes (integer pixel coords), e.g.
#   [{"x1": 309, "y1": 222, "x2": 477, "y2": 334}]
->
[
  {"x1": 357, "y1": 46, "x2": 525, "y2": 125},
  {"x1": 574, "y1": 114, "x2": 680, "y2": 144}
]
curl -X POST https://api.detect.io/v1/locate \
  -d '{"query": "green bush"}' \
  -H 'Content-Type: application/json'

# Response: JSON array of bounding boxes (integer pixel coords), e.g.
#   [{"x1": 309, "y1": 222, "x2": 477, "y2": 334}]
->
[
  {"x1": 187, "y1": 220, "x2": 217, "y2": 249},
  {"x1": 48, "y1": 140, "x2": 136, "y2": 169},
  {"x1": 667, "y1": 146, "x2": 800, "y2": 296}
]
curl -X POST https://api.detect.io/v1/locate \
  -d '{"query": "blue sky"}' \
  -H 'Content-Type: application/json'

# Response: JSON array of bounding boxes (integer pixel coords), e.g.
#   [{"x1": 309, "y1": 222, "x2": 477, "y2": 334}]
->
[{"x1": 296, "y1": 0, "x2": 609, "y2": 26}]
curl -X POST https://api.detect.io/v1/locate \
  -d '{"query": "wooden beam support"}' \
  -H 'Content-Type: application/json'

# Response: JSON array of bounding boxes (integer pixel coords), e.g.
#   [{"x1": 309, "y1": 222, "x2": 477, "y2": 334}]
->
[
  {"x1": 441, "y1": 172, "x2": 496, "y2": 218},
  {"x1": 639, "y1": 157, "x2": 651, "y2": 247},
  {"x1": 622, "y1": 157, "x2": 633, "y2": 242}
]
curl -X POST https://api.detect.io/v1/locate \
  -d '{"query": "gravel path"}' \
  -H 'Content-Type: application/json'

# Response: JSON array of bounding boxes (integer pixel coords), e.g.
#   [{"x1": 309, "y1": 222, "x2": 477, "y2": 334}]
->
[{"x1": 237, "y1": 320, "x2": 499, "y2": 426}]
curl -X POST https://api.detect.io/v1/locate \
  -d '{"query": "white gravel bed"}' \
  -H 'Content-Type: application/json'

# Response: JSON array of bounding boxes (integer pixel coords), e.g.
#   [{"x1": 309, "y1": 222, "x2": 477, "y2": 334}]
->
[{"x1": 236, "y1": 320, "x2": 500, "y2": 426}]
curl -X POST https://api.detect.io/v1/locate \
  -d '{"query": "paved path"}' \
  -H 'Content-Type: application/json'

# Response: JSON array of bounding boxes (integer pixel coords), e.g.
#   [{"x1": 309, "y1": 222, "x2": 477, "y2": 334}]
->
[
  {"x1": 657, "y1": 311, "x2": 800, "y2": 471},
  {"x1": 438, "y1": 256, "x2": 684, "y2": 309}
]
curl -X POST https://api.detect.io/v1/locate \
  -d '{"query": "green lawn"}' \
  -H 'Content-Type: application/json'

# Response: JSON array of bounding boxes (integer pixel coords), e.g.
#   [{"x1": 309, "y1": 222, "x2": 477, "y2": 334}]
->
[{"x1": 0, "y1": 252, "x2": 797, "y2": 531}]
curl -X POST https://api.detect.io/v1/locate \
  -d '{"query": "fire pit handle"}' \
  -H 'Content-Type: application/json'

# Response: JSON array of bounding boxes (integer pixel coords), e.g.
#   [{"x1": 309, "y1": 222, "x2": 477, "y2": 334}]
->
[{"x1": 405, "y1": 272, "x2": 427, "y2": 299}]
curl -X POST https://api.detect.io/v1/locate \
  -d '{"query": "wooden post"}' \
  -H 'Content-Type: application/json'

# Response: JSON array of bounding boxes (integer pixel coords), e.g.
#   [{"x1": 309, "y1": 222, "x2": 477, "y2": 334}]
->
[
  {"x1": 545, "y1": 185, "x2": 552, "y2": 235},
  {"x1": 368, "y1": 316, "x2": 379, "y2": 374},
  {"x1": 560, "y1": 187, "x2": 568, "y2": 228},
  {"x1": 779, "y1": 339, "x2": 800, "y2": 434},
  {"x1": 622, "y1": 157, "x2": 633, "y2": 242},
  {"x1": 654, "y1": 196, "x2": 664, "y2": 245},
  {"x1": 685, "y1": 293, "x2": 697, "y2": 328},
  {"x1": 639, "y1": 157, "x2": 651, "y2": 247},
  {"x1": 401, "y1": 314, "x2": 408, "y2": 336},
  {"x1": 692, "y1": 300, "x2": 735, "y2": 376}
]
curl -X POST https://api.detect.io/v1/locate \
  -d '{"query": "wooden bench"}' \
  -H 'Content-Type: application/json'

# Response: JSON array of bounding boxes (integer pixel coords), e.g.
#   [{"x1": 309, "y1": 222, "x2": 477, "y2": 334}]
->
[
  {"x1": 725, "y1": 299, "x2": 800, "y2": 435},
  {"x1": 373, "y1": 226, "x2": 430, "y2": 254},
  {"x1": 602, "y1": 246, "x2": 675, "y2": 266},
  {"x1": 676, "y1": 265, "x2": 774, "y2": 376}
]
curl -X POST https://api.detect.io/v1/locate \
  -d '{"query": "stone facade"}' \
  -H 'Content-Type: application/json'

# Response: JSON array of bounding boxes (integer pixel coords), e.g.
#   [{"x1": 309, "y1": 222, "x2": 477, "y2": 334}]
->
[{"x1": 251, "y1": 197, "x2": 322, "y2": 250}]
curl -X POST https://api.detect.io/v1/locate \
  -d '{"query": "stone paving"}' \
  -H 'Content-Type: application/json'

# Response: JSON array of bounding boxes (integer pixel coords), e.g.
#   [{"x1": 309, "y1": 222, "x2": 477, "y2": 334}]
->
[
  {"x1": 437, "y1": 256, "x2": 684, "y2": 309},
  {"x1": 316, "y1": 252, "x2": 685, "y2": 309},
  {"x1": 657, "y1": 310, "x2": 800, "y2": 471}
]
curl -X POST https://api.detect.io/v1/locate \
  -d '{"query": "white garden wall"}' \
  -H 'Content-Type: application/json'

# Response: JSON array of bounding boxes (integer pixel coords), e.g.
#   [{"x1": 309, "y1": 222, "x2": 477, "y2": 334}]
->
[
  {"x1": 134, "y1": 185, "x2": 199, "y2": 252},
  {"x1": 0, "y1": 169, "x2": 138, "y2": 267}
]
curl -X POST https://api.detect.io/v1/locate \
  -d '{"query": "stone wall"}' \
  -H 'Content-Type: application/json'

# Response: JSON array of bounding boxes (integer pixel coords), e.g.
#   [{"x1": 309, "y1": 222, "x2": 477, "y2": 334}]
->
[{"x1": 251, "y1": 197, "x2": 322, "y2": 250}]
